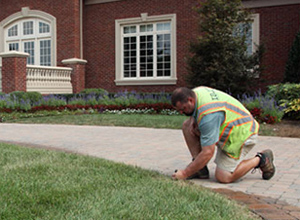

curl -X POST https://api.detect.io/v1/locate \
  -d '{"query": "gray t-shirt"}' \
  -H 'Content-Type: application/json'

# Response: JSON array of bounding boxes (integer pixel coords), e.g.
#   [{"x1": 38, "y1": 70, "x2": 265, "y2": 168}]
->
[{"x1": 199, "y1": 111, "x2": 225, "y2": 147}]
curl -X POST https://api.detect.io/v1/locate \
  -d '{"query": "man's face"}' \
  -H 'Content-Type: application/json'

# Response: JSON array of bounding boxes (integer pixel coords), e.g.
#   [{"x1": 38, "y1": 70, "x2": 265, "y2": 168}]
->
[{"x1": 175, "y1": 97, "x2": 195, "y2": 116}]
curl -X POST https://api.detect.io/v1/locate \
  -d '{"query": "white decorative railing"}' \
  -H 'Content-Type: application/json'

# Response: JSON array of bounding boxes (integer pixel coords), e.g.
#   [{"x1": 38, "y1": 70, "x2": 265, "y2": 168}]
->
[{"x1": 26, "y1": 65, "x2": 73, "y2": 94}]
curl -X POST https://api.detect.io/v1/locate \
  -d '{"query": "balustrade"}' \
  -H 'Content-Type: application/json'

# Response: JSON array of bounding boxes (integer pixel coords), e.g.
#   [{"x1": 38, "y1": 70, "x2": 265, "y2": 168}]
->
[
  {"x1": 26, "y1": 65, "x2": 72, "y2": 94},
  {"x1": 0, "y1": 65, "x2": 72, "y2": 94}
]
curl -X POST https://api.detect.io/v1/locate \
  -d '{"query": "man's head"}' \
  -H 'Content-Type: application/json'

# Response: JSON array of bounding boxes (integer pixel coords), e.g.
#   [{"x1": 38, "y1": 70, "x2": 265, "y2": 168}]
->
[{"x1": 171, "y1": 87, "x2": 196, "y2": 116}]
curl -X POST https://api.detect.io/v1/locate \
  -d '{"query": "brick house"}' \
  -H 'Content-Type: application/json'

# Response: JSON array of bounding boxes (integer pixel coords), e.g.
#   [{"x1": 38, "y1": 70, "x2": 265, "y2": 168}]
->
[{"x1": 0, "y1": 0, "x2": 299, "y2": 94}]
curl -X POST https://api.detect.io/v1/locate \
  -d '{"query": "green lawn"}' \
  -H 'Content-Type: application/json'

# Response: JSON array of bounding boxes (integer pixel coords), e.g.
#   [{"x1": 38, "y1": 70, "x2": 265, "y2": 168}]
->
[
  {"x1": 2, "y1": 112, "x2": 278, "y2": 136},
  {"x1": 2, "y1": 113, "x2": 187, "y2": 129},
  {"x1": 0, "y1": 143, "x2": 258, "y2": 220}
]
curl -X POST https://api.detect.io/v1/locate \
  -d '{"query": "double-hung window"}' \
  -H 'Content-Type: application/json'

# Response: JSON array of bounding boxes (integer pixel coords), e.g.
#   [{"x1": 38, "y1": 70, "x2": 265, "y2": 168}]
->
[
  {"x1": 115, "y1": 13, "x2": 176, "y2": 85},
  {"x1": 5, "y1": 18, "x2": 52, "y2": 66},
  {"x1": 234, "y1": 14, "x2": 260, "y2": 55}
]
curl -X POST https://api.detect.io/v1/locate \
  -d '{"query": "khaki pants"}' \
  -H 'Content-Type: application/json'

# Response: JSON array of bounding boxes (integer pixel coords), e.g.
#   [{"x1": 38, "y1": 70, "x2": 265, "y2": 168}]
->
[
  {"x1": 214, "y1": 134, "x2": 258, "y2": 172},
  {"x1": 188, "y1": 117, "x2": 258, "y2": 172}
]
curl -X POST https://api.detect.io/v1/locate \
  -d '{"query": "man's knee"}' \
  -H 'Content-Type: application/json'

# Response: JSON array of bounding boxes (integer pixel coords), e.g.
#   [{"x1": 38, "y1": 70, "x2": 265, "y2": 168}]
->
[
  {"x1": 182, "y1": 118, "x2": 200, "y2": 137},
  {"x1": 215, "y1": 168, "x2": 234, "y2": 184}
]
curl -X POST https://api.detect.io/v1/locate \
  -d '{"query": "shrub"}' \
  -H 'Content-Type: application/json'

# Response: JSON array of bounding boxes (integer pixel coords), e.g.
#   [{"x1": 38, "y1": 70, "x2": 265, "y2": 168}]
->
[
  {"x1": 26, "y1": 92, "x2": 43, "y2": 105},
  {"x1": 7, "y1": 91, "x2": 43, "y2": 107},
  {"x1": 281, "y1": 98, "x2": 300, "y2": 120},
  {"x1": 40, "y1": 95, "x2": 67, "y2": 107},
  {"x1": 9, "y1": 91, "x2": 27, "y2": 102},
  {"x1": 79, "y1": 88, "x2": 109, "y2": 97},
  {"x1": 266, "y1": 83, "x2": 300, "y2": 103},
  {"x1": 0, "y1": 95, "x2": 8, "y2": 109},
  {"x1": 266, "y1": 83, "x2": 300, "y2": 120}
]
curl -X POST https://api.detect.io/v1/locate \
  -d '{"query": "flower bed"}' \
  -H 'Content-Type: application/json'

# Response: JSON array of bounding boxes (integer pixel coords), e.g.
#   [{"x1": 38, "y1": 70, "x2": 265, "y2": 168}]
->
[{"x1": 0, "y1": 89, "x2": 288, "y2": 124}]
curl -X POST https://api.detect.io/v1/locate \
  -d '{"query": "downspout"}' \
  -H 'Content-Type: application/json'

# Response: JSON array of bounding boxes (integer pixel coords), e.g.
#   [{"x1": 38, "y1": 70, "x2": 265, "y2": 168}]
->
[{"x1": 80, "y1": 0, "x2": 83, "y2": 59}]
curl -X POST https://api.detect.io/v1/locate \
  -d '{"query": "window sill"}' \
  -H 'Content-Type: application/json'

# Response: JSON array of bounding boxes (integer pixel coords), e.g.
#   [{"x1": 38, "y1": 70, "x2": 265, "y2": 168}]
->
[{"x1": 115, "y1": 78, "x2": 177, "y2": 86}]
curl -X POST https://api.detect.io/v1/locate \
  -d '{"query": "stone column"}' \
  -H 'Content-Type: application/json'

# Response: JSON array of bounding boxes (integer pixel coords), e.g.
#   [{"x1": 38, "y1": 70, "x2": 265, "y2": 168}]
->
[
  {"x1": 0, "y1": 51, "x2": 29, "y2": 93},
  {"x1": 62, "y1": 58, "x2": 87, "y2": 93}
]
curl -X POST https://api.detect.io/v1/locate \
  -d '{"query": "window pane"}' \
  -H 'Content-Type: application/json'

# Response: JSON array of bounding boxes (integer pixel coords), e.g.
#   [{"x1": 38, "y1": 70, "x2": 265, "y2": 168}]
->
[
  {"x1": 124, "y1": 44, "x2": 129, "y2": 50},
  {"x1": 140, "y1": 34, "x2": 153, "y2": 77},
  {"x1": 234, "y1": 23, "x2": 253, "y2": 55},
  {"x1": 140, "y1": 70, "x2": 146, "y2": 77},
  {"x1": 164, "y1": 34, "x2": 170, "y2": 41},
  {"x1": 123, "y1": 36, "x2": 137, "y2": 78},
  {"x1": 23, "y1": 21, "x2": 34, "y2": 35},
  {"x1": 246, "y1": 24, "x2": 253, "y2": 54},
  {"x1": 40, "y1": 40, "x2": 51, "y2": 66},
  {"x1": 124, "y1": 71, "x2": 130, "y2": 78},
  {"x1": 157, "y1": 22, "x2": 171, "y2": 31},
  {"x1": 147, "y1": 70, "x2": 153, "y2": 77},
  {"x1": 165, "y1": 70, "x2": 171, "y2": 76},
  {"x1": 39, "y1": 22, "x2": 50, "y2": 34},
  {"x1": 9, "y1": 43, "x2": 19, "y2": 51},
  {"x1": 8, "y1": 25, "x2": 18, "y2": 37},
  {"x1": 124, "y1": 26, "x2": 136, "y2": 34},
  {"x1": 156, "y1": 33, "x2": 171, "y2": 77},
  {"x1": 140, "y1": 25, "x2": 146, "y2": 32},
  {"x1": 24, "y1": 41, "x2": 35, "y2": 64},
  {"x1": 124, "y1": 27, "x2": 130, "y2": 34},
  {"x1": 157, "y1": 70, "x2": 163, "y2": 77},
  {"x1": 140, "y1": 24, "x2": 153, "y2": 32}
]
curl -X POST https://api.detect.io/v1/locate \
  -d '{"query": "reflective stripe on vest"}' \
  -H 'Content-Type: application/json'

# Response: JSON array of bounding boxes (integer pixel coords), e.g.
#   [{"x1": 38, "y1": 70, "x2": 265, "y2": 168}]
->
[
  {"x1": 196, "y1": 101, "x2": 257, "y2": 133},
  {"x1": 218, "y1": 115, "x2": 256, "y2": 148},
  {"x1": 196, "y1": 101, "x2": 258, "y2": 158}
]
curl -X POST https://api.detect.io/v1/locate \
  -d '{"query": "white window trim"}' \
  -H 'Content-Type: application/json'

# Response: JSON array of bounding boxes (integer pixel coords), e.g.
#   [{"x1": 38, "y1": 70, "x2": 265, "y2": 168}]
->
[
  {"x1": 251, "y1": 14, "x2": 260, "y2": 54},
  {"x1": 243, "y1": 0, "x2": 300, "y2": 8},
  {"x1": 115, "y1": 13, "x2": 177, "y2": 86},
  {"x1": 85, "y1": 0, "x2": 122, "y2": 5},
  {"x1": 0, "y1": 7, "x2": 56, "y2": 66}
]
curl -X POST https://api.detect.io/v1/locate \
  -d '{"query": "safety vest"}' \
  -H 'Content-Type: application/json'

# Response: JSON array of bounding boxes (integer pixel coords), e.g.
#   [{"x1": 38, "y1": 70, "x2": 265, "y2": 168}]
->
[{"x1": 193, "y1": 87, "x2": 259, "y2": 159}]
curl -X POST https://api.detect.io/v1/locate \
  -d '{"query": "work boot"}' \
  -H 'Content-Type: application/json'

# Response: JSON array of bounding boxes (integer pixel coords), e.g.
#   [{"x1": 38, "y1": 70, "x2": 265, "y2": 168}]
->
[
  {"x1": 255, "y1": 149, "x2": 275, "y2": 180},
  {"x1": 186, "y1": 165, "x2": 209, "y2": 180}
]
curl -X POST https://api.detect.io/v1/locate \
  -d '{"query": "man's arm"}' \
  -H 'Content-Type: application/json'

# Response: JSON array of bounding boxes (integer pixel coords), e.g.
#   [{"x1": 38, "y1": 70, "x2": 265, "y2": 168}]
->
[
  {"x1": 172, "y1": 111, "x2": 224, "y2": 180},
  {"x1": 172, "y1": 144, "x2": 215, "y2": 180}
]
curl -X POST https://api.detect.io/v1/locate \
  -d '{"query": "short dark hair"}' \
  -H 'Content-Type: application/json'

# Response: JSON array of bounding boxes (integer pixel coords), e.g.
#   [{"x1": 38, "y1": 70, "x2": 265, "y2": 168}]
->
[{"x1": 171, "y1": 87, "x2": 195, "y2": 106}]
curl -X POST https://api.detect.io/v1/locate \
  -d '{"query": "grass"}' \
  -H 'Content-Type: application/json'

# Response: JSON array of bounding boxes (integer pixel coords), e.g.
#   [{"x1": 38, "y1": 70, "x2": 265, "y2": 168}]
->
[
  {"x1": 0, "y1": 143, "x2": 257, "y2": 220},
  {"x1": 1, "y1": 112, "x2": 297, "y2": 219},
  {"x1": 3, "y1": 113, "x2": 188, "y2": 129},
  {"x1": 3, "y1": 112, "x2": 300, "y2": 138}
]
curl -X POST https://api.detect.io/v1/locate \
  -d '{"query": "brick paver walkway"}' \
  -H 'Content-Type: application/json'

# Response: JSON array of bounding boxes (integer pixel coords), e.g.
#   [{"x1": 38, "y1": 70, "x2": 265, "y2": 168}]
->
[{"x1": 0, "y1": 123, "x2": 300, "y2": 219}]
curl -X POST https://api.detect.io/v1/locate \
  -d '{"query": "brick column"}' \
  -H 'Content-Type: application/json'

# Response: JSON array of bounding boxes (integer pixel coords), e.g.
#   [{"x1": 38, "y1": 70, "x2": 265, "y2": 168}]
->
[
  {"x1": 62, "y1": 58, "x2": 87, "y2": 93},
  {"x1": 0, "y1": 51, "x2": 29, "y2": 93}
]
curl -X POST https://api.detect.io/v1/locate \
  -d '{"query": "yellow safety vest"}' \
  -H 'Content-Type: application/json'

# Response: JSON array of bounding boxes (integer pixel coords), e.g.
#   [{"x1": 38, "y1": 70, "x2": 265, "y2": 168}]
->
[{"x1": 193, "y1": 87, "x2": 259, "y2": 159}]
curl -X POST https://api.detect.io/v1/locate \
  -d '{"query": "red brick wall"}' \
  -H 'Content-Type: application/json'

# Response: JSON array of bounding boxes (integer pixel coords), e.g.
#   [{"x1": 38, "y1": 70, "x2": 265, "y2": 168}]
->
[
  {"x1": 69, "y1": 63, "x2": 86, "y2": 93},
  {"x1": 83, "y1": 0, "x2": 199, "y2": 93},
  {"x1": 83, "y1": 1, "x2": 300, "y2": 93},
  {"x1": 2, "y1": 56, "x2": 27, "y2": 93},
  {"x1": 252, "y1": 4, "x2": 300, "y2": 88},
  {"x1": 0, "y1": 0, "x2": 81, "y2": 65},
  {"x1": 1, "y1": 1, "x2": 299, "y2": 94}
]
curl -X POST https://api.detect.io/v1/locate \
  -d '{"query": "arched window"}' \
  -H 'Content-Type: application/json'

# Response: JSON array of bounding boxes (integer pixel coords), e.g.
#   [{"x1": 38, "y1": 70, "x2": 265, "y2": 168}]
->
[
  {"x1": 1, "y1": 7, "x2": 56, "y2": 66},
  {"x1": 5, "y1": 18, "x2": 52, "y2": 66}
]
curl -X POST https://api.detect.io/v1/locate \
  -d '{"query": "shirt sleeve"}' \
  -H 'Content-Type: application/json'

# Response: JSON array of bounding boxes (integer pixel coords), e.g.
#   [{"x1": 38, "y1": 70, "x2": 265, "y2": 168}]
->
[{"x1": 199, "y1": 111, "x2": 225, "y2": 147}]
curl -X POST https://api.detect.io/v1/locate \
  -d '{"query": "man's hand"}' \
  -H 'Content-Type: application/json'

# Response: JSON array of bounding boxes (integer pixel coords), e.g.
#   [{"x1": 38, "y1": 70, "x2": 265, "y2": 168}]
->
[{"x1": 172, "y1": 169, "x2": 187, "y2": 180}]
